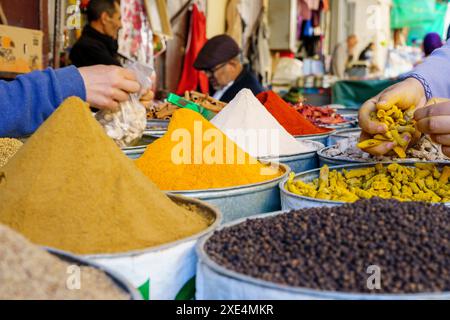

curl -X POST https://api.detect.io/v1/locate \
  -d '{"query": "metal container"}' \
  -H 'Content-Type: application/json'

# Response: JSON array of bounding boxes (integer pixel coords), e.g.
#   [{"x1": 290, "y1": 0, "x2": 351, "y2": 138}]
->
[
  {"x1": 324, "y1": 122, "x2": 354, "y2": 131},
  {"x1": 280, "y1": 162, "x2": 450, "y2": 211},
  {"x1": 85, "y1": 194, "x2": 222, "y2": 300},
  {"x1": 122, "y1": 134, "x2": 158, "y2": 160},
  {"x1": 328, "y1": 128, "x2": 361, "y2": 146},
  {"x1": 143, "y1": 130, "x2": 166, "y2": 138},
  {"x1": 144, "y1": 120, "x2": 168, "y2": 140},
  {"x1": 196, "y1": 211, "x2": 450, "y2": 300},
  {"x1": 146, "y1": 119, "x2": 169, "y2": 131},
  {"x1": 295, "y1": 130, "x2": 336, "y2": 147},
  {"x1": 170, "y1": 163, "x2": 291, "y2": 223},
  {"x1": 258, "y1": 141, "x2": 323, "y2": 173},
  {"x1": 46, "y1": 247, "x2": 142, "y2": 300},
  {"x1": 318, "y1": 145, "x2": 450, "y2": 167},
  {"x1": 318, "y1": 146, "x2": 369, "y2": 167}
]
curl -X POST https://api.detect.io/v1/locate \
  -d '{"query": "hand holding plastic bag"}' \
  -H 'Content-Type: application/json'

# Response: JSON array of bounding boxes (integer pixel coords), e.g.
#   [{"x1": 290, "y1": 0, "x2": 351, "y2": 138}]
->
[{"x1": 96, "y1": 62, "x2": 153, "y2": 148}]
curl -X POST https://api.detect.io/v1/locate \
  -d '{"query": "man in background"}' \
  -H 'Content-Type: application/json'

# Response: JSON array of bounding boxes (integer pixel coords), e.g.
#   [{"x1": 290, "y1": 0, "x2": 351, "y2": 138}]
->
[
  {"x1": 330, "y1": 34, "x2": 358, "y2": 79},
  {"x1": 70, "y1": 0, "x2": 122, "y2": 67},
  {"x1": 193, "y1": 35, "x2": 264, "y2": 103}
]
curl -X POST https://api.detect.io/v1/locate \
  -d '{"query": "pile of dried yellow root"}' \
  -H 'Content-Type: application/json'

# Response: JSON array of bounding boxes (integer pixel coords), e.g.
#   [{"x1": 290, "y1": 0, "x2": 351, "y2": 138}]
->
[
  {"x1": 286, "y1": 163, "x2": 450, "y2": 203},
  {"x1": 357, "y1": 104, "x2": 415, "y2": 158}
]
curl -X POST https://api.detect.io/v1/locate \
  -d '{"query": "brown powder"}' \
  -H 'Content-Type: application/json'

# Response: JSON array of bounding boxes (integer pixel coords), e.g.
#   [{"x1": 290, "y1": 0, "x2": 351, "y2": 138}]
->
[
  {"x1": 0, "y1": 224, "x2": 129, "y2": 300},
  {"x1": 0, "y1": 138, "x2": 23, "y2": 167},
  {"x1": 0, "y1": 97, "x2": 209, "y2": 255}
]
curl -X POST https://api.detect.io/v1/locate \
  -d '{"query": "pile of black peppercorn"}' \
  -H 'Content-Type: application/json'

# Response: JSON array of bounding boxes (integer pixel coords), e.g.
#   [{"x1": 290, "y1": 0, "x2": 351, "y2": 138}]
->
[{"x1": 205, "y1": 198, "x2": 450, "y2": 294}]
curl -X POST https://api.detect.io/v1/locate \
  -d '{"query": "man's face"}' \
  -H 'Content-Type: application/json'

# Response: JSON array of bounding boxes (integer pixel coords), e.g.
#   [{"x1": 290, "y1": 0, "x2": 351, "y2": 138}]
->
[
  {"x1": 103, "y1": 3, "x2": 122, "y2": 40},
  {"x1": 206, "y1": 61, "x2": 236, "y2": 90},
  {"x1": 348, "y1": 36, "x2": 358, "y2": 50}
]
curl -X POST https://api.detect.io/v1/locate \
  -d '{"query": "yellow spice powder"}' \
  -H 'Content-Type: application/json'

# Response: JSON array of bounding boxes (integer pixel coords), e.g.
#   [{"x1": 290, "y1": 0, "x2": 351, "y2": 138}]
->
[{"x1": 136, "y1": 108, "x2": 282, "y2": 191}]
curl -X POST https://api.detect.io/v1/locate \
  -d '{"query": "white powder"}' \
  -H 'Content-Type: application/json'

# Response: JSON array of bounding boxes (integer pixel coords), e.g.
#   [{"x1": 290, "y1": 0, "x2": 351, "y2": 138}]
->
[{"x1": 211, "y1": 89, "x2": 315, "y2": 157}]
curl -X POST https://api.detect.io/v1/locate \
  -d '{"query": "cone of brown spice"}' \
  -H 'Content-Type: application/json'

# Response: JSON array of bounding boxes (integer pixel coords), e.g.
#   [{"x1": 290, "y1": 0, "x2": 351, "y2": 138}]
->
[
  {"x1": 0, "y1": 223, "x2": 128, "y2": 300},
  {"x1": 0, "y1": 97, "x2": 209, "y2": 255}
]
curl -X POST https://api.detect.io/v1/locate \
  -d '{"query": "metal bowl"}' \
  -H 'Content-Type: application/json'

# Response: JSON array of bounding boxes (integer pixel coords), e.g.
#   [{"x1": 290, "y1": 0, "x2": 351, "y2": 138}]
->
[
  {"x1": 146, "y1": 119, "x2": 169, "y2": 131},
  {"x1": 258, "y1": 141, "x2": 323, "y2": 173},
  {"x1": 318, "y1": 146, "x2": 371, "y2": 167},
  {"x1": 196, "y1": 210, "x2": 450, "y2": 300},
  {"x1": 45, "y1": 247, "x2": 142, "y2": 300},
  {"x1": 280, "y1": 162, "x2": 450, "y2": 211},
  {"x1": 328, "y1": 128, "x2": 361, "y2": 146},
  {"x1": 295, "y1": 130, "x2": 336, "y2": 147},
  {"x1": 169, "y1": 163, "x2": 291, "y2": 223}
]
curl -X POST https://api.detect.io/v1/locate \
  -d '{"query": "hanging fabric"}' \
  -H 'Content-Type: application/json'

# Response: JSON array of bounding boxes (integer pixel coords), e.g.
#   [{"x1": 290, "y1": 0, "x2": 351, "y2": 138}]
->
[
  {"x1": 298, "y1": 0, "x2": 312, "y2": 20},
  {"x1": 248, "y1": 7, "x2": 272, "y2": 86},
  {"x1": 226, "y1": 0, "x2": 243, "y2": 47},
  {"x1": 238, "y1": 0, "x2": 263, "y2": 55},
  {"x1": 176, "y1": 4, "x2": 209, "y2": 95},
  {"x1": 119, "y1": 0, "x2": 154, "y2": 66}
]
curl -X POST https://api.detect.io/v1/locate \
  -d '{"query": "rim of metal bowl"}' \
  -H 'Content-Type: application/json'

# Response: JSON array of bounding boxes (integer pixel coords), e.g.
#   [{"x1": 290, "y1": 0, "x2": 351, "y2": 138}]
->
[
  {"x1": 258, "y1": 141, "x2": 323, "y2": 161},
  {"x1": 294, "y1": 129, "x2": 337, "y2": 139},
  {"x1": 45, "y1": 247, "x2": 143, "y2": 300},
  {"x1": 168, "y1": 163, "x2": 290, "y2": 195}
]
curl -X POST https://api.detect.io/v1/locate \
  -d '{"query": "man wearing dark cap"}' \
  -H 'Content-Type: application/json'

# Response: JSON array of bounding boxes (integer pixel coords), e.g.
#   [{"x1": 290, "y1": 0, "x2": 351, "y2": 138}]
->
[{"x1": 194, "y1": 34, "x2": 264, "y2": 103}]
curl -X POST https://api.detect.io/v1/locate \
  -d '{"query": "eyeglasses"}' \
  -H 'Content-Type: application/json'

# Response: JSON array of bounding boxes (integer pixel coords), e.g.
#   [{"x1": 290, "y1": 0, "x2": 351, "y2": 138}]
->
[{"x1": 204, "y1": 62, "x2": 228, "y2": 77}]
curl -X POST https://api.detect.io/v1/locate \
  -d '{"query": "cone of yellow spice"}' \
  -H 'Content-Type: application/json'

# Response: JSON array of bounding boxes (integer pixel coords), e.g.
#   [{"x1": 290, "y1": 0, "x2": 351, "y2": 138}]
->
[
  {"x1": 0, "y1": 97, "x2": 209, "y2": 255},
  {"x1": 136, "y1": 108, "x2": 282, "y2": 191}
]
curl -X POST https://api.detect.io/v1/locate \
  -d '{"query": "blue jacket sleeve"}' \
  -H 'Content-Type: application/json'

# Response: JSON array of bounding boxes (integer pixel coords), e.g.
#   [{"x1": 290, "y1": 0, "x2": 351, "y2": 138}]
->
[
  {"x1": 406, "y1": 41, "x2": 450, "y2": 100},
  {"x1": 0, "y1": 66, "x2": 86, "y2": 138}
]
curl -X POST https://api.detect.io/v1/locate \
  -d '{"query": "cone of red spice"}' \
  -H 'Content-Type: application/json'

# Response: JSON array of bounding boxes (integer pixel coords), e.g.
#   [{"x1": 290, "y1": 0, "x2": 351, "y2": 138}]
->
[{"x1": 257, "y1": 91, "x2": 331, "y2": 136}]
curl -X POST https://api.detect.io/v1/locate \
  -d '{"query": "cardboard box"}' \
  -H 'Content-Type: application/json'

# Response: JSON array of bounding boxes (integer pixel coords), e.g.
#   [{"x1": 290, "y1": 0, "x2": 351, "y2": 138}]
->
[{"x1": 0, "y1": 25, "x2": 43, "y2": 74}]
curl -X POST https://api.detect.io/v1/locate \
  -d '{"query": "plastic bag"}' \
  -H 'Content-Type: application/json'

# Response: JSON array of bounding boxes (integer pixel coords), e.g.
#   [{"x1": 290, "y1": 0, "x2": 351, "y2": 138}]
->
[{"x1": 96, "y1": 62, "x2": 153, "y2": 148}]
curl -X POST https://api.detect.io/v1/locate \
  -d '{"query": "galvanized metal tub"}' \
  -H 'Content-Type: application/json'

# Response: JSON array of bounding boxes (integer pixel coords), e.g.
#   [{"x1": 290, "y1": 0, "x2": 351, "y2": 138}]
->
[
  {"x1": 170, "y1": 163, "x2": 291, "y2": 223},
  {"x1": 122, "y1": 134, "x2": 159, "y2": 160},
  {"x1": 295, "y1": 130, "x2": 336, "y2": 147},
  {"x1": 45, "y1": 247, "x2": 142, "y2": 300},
  {"x1": 258, "y1": 141, "x2": 323, "y2": 173},
  {"x1": 85, "y1": 194, "x2": 222, "y2": 300},
  {"x1": 143, "y1": 130, "x2": 166, "y2": 138},
  {"x1": 324, "y1": 123, "x2": 354, "y2": 131},
  {"x1": 323, "y1": 119, "x2": 356, "y2": 131},
  {"x1": 196, "y1": 210, "x2": 450, "y2": 300},
  {"x1": 328, "y1": 128, "x2": 361, "y2": 146},
  {"x1": 280, "y1": 162, "x2": 450, "y2": 211},
  {"x1": 318, "y1": 146, "x2": 370, "y2": 167},
  {"x1": 146, "y1": 119, "x2": 169, "y2": 131}
]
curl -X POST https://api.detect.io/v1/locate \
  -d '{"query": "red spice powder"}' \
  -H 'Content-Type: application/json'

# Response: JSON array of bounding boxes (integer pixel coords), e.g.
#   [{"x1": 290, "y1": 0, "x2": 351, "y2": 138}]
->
[{"x1": 257, "y1": 91, "x2": 331, "y2": 136}]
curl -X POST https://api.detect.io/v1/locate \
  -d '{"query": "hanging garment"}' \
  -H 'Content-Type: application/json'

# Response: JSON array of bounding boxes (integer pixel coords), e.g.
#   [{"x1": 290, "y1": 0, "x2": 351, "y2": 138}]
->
[
  {"x1": 248, "y1": 9, "x2": 272, "y2": 86},
  {"x1": 306, "y1": 0, "x2": 321, "y2": 10},
  {"x1": 238, "y1": 0, "x2": 263, "y2": 54},
  {"x1": 298, "y1": 0, "x2": 312, "y2": 20},
  {"x1": 226, "y1": 0, "x2": 243, "y2": 47},
  {"x1": 176, "y1": 4, "x2": 209, "y2": 95},
  {"x1": 312, "y1": 10, "x2": 321, "y2": 28}
]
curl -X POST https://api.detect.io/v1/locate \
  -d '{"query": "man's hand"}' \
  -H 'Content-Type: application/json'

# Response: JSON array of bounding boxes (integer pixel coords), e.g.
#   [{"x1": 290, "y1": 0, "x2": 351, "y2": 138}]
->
[
  {"x1": 358, "y1": 77, "x2": 426, "y2": 156},
  {"x1": 78, "y1": 65, "x2": 141, "y2": 111},
  {"x1": 415, "y1": 98, "x2": 450, "y2": 157}
]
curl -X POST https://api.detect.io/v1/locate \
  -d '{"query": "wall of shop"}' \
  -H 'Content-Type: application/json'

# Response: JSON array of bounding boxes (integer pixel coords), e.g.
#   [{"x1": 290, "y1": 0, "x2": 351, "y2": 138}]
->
[{"x1": 206, "y1": 0, "x2": 227, "y2": 38}]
